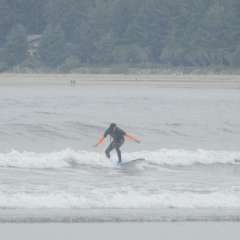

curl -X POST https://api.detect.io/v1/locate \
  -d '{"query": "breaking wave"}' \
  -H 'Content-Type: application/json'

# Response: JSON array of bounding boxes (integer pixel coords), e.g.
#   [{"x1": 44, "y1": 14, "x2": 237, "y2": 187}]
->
[{"x1": 0, "y1": 148, "x2": 239, "y2": 169}]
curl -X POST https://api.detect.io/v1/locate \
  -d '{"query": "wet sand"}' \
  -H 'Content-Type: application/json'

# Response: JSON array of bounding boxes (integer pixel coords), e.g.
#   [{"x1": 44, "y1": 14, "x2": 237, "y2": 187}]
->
[
  {"x1": 1, "y1": 222, "x2": 240, "y2": 240},
  {"x1": 0, "y1": 73, "x2": 240, "y2": 87}
]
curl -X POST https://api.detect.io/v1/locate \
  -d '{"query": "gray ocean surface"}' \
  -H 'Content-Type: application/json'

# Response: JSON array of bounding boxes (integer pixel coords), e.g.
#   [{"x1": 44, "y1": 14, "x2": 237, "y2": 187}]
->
[{"x1": 0, "y1": 82, "x2": 240, "y2": 222}]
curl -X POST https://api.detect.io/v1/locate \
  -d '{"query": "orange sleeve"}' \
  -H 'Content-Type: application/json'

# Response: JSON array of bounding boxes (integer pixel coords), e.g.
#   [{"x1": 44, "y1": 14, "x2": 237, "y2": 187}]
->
[
  {"x1": 125, "y1": 133, "x2": 136, "y2": 141},
  {"x1": 96, "y1": 136, "x2": 105, "y2": 146}
]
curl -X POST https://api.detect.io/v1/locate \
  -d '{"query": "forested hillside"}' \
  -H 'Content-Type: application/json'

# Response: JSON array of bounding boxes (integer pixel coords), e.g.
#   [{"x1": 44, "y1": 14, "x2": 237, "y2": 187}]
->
[{"x1": 0, "y1": 0, "x2": 240, "y2": 72}]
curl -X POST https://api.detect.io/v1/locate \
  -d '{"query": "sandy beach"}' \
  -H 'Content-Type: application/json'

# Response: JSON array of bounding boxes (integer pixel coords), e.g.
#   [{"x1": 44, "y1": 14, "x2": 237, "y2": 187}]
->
[
  {"x1": 1, "y1": 222, "x2": 240, "y2": 240},
  {"x1": 0, "y1": 73, "x2": 240, "y2": 87}
]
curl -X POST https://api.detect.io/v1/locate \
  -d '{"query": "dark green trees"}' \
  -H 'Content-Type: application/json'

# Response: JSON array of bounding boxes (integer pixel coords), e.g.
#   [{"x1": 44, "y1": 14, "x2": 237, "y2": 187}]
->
[
  {"x1": 1, "y1": 0, "x2": 240, "y2": 70},
  {"x1": 4, "y1": 24, "x2": 28, "y2": 66},
  {"x1": 38, "y1": 26, "x2": 67, "y2": 67}
]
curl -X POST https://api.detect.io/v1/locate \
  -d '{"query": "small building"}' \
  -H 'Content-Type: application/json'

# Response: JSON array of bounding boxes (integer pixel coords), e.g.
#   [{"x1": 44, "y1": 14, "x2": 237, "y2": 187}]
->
[{"x1": 27, "y1": 35, "x2": 42, "y2": 57}]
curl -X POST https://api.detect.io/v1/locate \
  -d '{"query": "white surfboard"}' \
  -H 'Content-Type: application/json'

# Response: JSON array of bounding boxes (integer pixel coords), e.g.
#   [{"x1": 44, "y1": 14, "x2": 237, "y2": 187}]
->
[{"x1": 116, "y1": 158, "x2": 145, "y2": 166}]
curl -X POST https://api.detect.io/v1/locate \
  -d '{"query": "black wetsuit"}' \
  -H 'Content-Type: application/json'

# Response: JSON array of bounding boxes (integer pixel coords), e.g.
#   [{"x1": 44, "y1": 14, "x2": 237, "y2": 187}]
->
[{"x1": 104, "y1": 127, "x2": 125, "y2": 162}]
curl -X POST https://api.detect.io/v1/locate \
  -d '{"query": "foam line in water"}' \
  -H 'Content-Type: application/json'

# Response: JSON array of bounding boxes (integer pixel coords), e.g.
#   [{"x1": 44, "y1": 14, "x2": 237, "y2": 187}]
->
[
  {"x1": 0, "y1": 148, "x2": 239, "y2": 169},
  {"x1": 1, "y1": 187, "x2": 240, "y2": 209}
]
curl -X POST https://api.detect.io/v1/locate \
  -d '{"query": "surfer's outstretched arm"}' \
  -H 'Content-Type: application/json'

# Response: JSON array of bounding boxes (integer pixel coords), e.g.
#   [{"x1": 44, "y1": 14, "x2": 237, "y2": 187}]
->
[
  {"x1": 125, "y1": 133, "x2": 140, "y2": 144},
  {"x1": 92, "y1": 136, "x2": 105, "y2": 147}
]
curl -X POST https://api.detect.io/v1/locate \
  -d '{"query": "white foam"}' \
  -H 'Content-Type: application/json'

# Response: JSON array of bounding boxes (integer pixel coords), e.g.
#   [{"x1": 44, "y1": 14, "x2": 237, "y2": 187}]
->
[
  {"x1": 0, "y1": 149, "x2": 113, "y2": 169},
  {"x1": 130, "y1": 149, "x2": 240, "y2": 166},
  {"x1": 0, "y1": 148, "x2": 239, "y2": 169},
  {"x1": 1, "y1": 187, "x2": 240, "y2": 209}
]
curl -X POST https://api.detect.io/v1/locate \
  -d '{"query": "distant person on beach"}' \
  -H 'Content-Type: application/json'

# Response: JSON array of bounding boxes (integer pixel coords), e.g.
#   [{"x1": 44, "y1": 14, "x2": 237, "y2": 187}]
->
[
  {"x1": 70, "y1": 80, "x2": 76, "y2": 85},
  {"x1": 92, "y1": 123, "x2": 140, "y2": 163}
]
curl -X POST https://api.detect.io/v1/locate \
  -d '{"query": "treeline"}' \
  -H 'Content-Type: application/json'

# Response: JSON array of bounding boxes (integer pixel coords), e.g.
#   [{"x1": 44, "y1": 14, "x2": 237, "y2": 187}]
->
[{"x1": 0, "y1": 0, "x2": 240, "y2": 72}]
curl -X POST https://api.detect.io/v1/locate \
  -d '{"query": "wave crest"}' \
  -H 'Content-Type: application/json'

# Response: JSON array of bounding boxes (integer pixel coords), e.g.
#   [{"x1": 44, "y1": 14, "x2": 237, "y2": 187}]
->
[{"x1": 0, "y1": 148, "x2": 239, "y2": 169}]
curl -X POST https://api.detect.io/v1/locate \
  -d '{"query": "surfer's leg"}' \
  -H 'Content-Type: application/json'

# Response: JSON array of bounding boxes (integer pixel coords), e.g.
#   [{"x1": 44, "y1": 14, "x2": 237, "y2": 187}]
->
[
  {"x1": 116, "y1": 148, "x2": 122, "y2": 163},
  {"x1": 115, "y1": 138, "x2": 125, "y2": 163},
  {"x1": 105, "y1": 142, "x2": 115, "y2": 159}
]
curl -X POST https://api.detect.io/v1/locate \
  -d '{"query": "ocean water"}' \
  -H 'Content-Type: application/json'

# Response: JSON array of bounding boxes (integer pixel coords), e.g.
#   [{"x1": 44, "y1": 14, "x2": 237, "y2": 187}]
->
[{"x1": 0, "y1": 82, "x2": 240, "y2": 223}]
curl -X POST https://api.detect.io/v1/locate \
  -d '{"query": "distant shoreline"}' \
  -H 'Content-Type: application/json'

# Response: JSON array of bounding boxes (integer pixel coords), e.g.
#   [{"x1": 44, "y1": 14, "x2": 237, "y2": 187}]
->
[{"x1": 0, "y1": 73, "x2": 240, "y2": 87}]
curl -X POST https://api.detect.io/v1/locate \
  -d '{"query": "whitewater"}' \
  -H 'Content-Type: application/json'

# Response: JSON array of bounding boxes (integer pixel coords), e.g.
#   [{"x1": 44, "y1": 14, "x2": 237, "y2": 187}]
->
[{"x1": 0, "y1": 82, "x2": 240, "y2": 222}]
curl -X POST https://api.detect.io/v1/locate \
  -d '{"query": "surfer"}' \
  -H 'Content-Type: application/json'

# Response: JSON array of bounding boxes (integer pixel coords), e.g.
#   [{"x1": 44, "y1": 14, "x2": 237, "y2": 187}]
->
[{"x1": 92, "y1": 123, "x2": 140, "y2": 163}]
